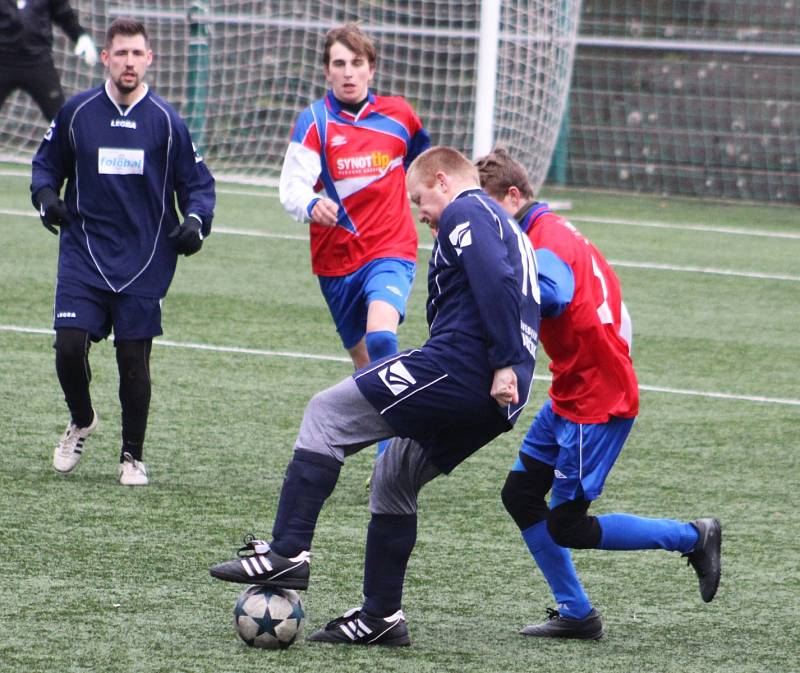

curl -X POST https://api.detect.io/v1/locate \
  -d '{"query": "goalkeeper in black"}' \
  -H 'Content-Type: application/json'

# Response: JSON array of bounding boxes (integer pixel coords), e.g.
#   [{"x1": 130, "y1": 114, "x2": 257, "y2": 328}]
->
[
  {"x1": 30, "y1": 17, "x2": 215, "y2": 485},
  {"x1": 1, "y1": 0, "x2": 98, "y2": 122}
]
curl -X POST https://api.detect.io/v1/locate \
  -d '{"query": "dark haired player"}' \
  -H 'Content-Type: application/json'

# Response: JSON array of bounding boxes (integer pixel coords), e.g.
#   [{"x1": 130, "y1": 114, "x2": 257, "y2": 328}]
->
[{"x1": 30, "y1": 17, "x2": 215, "y2": 485}]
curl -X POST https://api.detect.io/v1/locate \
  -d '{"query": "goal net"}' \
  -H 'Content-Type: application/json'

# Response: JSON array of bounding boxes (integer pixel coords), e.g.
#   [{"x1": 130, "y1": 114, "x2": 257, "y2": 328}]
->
[{"x1": 0, "y1": 0, "x2": 580, "y2": 197}]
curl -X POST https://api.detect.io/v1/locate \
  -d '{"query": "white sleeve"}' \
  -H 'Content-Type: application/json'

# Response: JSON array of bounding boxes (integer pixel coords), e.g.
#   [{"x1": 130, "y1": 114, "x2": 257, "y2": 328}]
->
[
  {"x1": 279, "y1": 141, "x2": 324, "y2": 223},
  {"x1": 619, "y1": 300, "x2": 633, "y2": 354}
]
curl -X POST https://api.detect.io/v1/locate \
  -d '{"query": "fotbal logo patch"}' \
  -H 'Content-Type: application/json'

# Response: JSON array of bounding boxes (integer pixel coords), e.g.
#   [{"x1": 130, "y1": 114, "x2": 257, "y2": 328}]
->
[
  {"x1": 449, "y1": 221, "x2": 472, "y2": 255},
  {"x1": 98, "y1": 147, "x2": 144, "y2": 175},
  {"x1": 378, "y1": 361, "x2": 417, "y2": 396}
]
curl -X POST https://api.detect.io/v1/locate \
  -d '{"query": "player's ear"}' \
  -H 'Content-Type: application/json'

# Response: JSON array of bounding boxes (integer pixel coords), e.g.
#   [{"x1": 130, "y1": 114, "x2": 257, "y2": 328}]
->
[{"x1": 146, "y1": 49, "x2": 154, "y2": 66}]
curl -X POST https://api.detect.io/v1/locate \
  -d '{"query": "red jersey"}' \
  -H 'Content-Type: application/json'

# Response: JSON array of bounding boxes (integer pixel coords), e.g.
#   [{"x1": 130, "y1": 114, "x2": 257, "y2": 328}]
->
[
  {"x1": 279, "y1": 91, "x2": 430, "y2": 276},
  {"x1": 520, "y1": 204, "x2": 639, "y2": 423}
]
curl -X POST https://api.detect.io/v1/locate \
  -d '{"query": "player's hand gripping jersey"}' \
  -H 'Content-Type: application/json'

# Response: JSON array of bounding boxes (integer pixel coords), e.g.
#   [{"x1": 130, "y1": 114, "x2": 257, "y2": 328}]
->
[
  {"x1": 423, "y1": 189, "x2": 540, "y2": 424},
  {"x1": 279, "y1": 91, "x2": 430, "y2": 276},
  {"x1": 518, "y1": 203, "x2": 639, "y2": 423},
  {"x1": 31, "y1": 82, "x2": 215, "y2": 298}
]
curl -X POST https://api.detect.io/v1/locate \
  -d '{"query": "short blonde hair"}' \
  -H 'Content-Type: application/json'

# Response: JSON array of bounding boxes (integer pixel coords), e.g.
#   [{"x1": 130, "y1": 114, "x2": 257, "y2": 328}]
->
[{"x1": 407, "y1": 146, "x2": 479, "y2": 186}]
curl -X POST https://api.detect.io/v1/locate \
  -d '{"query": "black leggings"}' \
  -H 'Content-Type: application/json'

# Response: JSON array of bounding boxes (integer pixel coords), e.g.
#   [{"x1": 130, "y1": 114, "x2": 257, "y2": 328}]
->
[{"x1": 0, "y1": 60, "x2": 65, "y2": 121}]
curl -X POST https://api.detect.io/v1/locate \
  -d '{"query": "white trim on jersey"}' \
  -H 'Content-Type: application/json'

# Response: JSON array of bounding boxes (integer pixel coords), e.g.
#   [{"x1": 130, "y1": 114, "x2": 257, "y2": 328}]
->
[{"x1": 103, "y1": 80, "x2": 150, "y2": 116}]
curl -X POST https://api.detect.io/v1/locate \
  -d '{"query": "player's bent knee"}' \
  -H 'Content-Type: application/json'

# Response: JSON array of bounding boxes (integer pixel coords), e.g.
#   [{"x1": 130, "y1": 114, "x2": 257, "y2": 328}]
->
[
  {"x1": 547, "y1": 500, "x2": 602, "y2": 549},
  {"x1": 501, "y1": 471, "x2": 550, "y2": 530}
]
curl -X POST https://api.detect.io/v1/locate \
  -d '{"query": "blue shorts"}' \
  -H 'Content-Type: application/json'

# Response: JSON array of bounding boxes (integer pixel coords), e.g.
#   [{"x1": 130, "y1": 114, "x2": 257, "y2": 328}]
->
[
  {"x1": 354, "y1": 349, "x2": 510, "y2": 474},
  {"x1": 54, "y1": 277, "x2": 163, "y2": 341},
  {"x1": 319, "y1": 258, "x2": 416, "y2": 349},
  {"x1": 515, "y1": 400, "x2": 635, "y2": 507}
]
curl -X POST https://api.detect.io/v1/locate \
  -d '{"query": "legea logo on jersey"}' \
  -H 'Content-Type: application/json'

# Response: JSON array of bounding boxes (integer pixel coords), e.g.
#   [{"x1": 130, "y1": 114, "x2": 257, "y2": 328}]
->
[
  {"x1": 334, "y1": 151, "x2": 392, "y2": 178},
  {"x1": 98, "y1": 148, "x2": 145, "y2": 175},
  {"x1": 43, "y1": 120, "x2": 55, "y2": 141},
  {"x1": 110, "y1": 118, "x2": 137, "y2": 129},
  {"x1": 378, "y1": 360, "x2": 417, "y2": 396},
  {"x1": 449, "y1": 221, "x2": 472, "y2": 255}
]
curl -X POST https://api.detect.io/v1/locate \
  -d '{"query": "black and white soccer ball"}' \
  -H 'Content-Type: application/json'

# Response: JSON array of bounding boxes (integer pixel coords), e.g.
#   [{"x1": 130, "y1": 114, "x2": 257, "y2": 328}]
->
[{"x1": 233, "y1": 585, "x2": 305, "y2": 649}]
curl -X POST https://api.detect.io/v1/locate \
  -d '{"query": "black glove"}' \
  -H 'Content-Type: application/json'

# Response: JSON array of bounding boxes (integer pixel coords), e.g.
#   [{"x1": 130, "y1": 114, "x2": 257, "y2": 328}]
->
[
  {"x1": 168, "y1": 216, "x2": 204, "y2": 256},
  {"x1": 36, "y1": 187, "x2": 70, "y2": 235}
]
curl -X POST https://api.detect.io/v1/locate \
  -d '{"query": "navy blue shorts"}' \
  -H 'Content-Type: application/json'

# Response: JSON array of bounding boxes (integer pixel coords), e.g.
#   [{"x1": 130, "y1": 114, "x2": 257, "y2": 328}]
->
[
  {"x1": 319, "y1": 258, "x2": 416, "y2": 349},
  {"x1": 513, "y1": 400, "x2": 635, "y2": 506},
  {"x1": 53, "y1": 277, "x2": 163, "y2": 341},
  {"x1": 353, "y1": 349, "x2": 510, "y2": 474}
]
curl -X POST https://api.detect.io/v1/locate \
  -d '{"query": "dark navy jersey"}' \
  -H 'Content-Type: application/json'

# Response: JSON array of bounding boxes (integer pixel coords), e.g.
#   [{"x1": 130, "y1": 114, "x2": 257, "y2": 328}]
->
[
  {"x1": 421, "y1": 188, "x2": 540, "y2": 424},
  {"x1": 31, "y1": 82, "x2": 215, "y2": 298}
]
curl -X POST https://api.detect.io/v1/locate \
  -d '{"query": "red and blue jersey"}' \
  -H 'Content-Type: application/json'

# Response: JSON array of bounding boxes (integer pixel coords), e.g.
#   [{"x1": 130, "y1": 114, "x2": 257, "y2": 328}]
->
[
  {"x1": 279, "y1": 90, "x2": 429, "y2": 277},
  {"x1": 519, "y1": 203, "x2": 639, "y2": 423}
]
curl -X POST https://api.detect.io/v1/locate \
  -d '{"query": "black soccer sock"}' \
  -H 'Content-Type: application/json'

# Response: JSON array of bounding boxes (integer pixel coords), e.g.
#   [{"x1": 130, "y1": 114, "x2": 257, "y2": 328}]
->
[
  {"x1": 54, "y1": 328, "x2": 94, "y2": 428},
  {"x1": 362, "y1": 513, "x2": 417, "y2": 617},
  {"x1": 116, "y1": 339, "x2": 152, "y2": 462},
  {"x1": 270, "y1": 450, "x2": 341, "y2": 557}
]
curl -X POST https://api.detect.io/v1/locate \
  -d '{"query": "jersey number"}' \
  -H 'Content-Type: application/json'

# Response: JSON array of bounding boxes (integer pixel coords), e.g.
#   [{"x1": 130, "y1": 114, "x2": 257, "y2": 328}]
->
[{"x1": 511, "y1": 220, "x2": 541, "y2": 303}]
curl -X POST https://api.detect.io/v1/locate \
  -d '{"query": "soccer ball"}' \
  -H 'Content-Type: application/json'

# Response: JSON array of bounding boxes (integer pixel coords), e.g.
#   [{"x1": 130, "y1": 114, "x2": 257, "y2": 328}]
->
[{"x1": 233, "y1": 585, "x2": 305, "y2": 649}]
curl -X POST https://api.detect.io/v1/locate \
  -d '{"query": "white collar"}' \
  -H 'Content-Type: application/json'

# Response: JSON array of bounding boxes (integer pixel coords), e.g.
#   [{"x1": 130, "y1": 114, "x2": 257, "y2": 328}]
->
[{"x1": 104, "y1": 80, "x2": 149, "y2": 116}]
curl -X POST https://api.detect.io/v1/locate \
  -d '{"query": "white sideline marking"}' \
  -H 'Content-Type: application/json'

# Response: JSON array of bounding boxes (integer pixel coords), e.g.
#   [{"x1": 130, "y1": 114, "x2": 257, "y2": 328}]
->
[
  {"x1": 4, "y1": 210, "x2": 796, "y2": 282},
  {"x1": 570, "y1": 215, "x2": 800, "y2": 240},
  {"x1": 2, "y1": 324, "x2": 799, "y2": 407}
]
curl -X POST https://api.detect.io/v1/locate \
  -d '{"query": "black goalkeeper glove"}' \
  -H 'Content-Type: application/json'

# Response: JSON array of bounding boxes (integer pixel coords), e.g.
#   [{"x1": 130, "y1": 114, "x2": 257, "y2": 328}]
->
[
  {"x1": 36, "y1": 187, "x2": 70, "y2": 235},
  {"x1": 168, "y1": 215, "x2": 204, "y2": 256}
]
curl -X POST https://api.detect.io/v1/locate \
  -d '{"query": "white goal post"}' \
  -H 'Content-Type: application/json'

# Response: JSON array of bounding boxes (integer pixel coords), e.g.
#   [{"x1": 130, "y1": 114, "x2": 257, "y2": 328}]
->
[{"x1": 1, "y1": 1, "x2": 581, "y2": 195}]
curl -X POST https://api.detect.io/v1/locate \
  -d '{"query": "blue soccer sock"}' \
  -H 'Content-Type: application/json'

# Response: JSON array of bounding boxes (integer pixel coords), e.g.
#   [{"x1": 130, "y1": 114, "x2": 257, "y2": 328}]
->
[
  {"x1": 522, "y1": 521, "x2": 592, "y2": 619},
  {"x1": 596, "y1": 513, "x2": 698, "y2": 553},
  {"x1": 366, "y1": 330, "x2": 398, "y2": 459},
  {"x1": 365, "y1": 330, "x2": 398, "y2": 362},
  {"x1": 270, "y1": 449, "x2": 341, "y2": 557},
  {"x1": 362, "y1": 513, "x2": 417, "y2": 617}
]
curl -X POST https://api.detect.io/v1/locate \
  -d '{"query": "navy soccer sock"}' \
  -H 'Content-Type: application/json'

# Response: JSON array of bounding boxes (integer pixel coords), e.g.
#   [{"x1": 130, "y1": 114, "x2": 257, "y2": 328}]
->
[
  {"x1": 597, "y1": 513, "x2": 698, "y2": 552},
  {"x1": 365, "y1": 330, "x2": 398, "y2": 458},
  {"x1": 270, "y1": 450, "x2": 341, "y2": 557},
  {"x1": 362, "y1": 513, "x2": 417, "y2": 617},
  {"x1": 522, "y1": 521, "x2": 592, "y2": 619}
]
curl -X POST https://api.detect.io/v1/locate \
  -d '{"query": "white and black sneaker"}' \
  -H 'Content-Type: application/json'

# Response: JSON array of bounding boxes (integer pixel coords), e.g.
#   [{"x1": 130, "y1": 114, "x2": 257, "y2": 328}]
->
[
  {"x1": 209, "y1": 535, "x2": 310, "y2": 589},
  {"x1": 53, "y1": 410, "x2": 98, "y2": 473},
  {"x1": 307, "y1": 608, "x2": 411, "y2": 646}
]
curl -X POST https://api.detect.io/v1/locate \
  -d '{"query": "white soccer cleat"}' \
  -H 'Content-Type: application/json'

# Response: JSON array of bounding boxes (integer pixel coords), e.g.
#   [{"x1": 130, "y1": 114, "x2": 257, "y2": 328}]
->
[
  {"x1": 118, "y1": 452, "x2": 149, "y2": 486},
  {"x1": 53, "y1": 411, "x2": 98, "y2": 473}
]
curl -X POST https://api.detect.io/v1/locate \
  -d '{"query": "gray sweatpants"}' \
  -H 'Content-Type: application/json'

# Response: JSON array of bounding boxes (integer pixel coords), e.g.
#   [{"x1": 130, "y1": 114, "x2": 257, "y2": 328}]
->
[{"x1": 295, "y1": 376, "x2": 441, "y2": 515}]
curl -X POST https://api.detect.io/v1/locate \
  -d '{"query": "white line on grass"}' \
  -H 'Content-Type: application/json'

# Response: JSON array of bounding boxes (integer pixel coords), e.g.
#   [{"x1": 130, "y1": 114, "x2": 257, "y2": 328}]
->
[
  {"x1": 3, "y1": 324, "x2": 799, "y2": 407},
  {"x1": 570, "y1": 215, "x2": 800, "y2": 240},
  {"x1": 4, "y1": 211, "x2": 798, "y2": 282}
]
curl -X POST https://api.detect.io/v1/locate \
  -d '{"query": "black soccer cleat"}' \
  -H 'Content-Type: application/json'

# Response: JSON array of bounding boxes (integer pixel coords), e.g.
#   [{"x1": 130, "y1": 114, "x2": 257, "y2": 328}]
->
[
  {"x1": 307, "y1": 608, "x2": 411, "y2": 646},
  {"x1": 683, "y1": 517, "x2": 722, "y2": 603},
  {"x1": 209, "y1": 535, "x2": 310, "y2": 589},
  {"x1": 520, "y1": 608, "x2": 604, "y2": 640}
]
